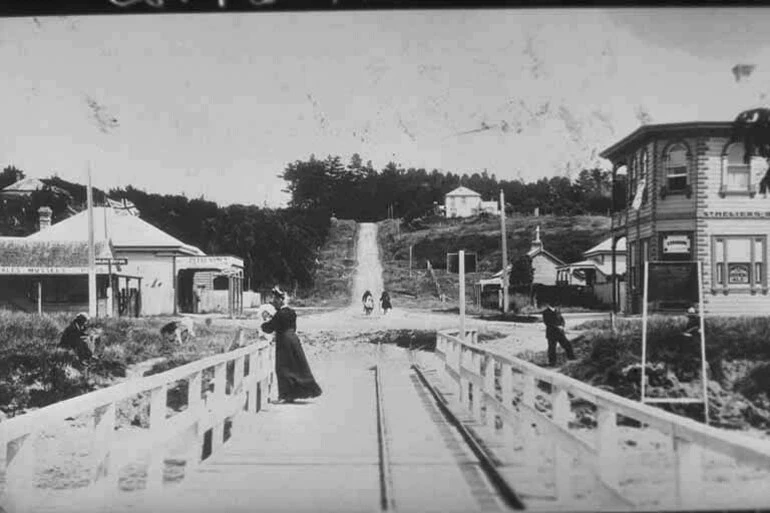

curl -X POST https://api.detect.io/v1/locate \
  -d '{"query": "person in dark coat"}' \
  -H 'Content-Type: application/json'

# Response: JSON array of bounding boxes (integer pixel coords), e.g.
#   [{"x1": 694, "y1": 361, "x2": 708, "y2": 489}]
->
[
  {"x1": 542, "y1": 304, "x2": 575, "y2": 367},
  {"x1": 58, "y1": 312, "x2": 94, "y2": 363},
  {"x1": 261, "y1": 286, "x2": 322, "y2": 404},
  {"x1": 380, "y1": 290, "x2": 392, "y2": 315},
  {"x1": 683, "y1": 306, "x2": 700, "y2": 338}
]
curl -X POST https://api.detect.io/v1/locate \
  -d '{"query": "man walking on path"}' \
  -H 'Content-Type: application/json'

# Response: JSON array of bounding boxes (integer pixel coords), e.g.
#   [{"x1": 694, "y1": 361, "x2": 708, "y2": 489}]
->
[{"x1": 542, "y1": 303, "x2": 576, "y2": 366}]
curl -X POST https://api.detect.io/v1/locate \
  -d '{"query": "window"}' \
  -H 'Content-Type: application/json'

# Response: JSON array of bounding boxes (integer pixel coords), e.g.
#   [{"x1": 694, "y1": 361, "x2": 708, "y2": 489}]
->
[
  {"x1": 722, "y1": 142, "x2": 752, "y2": 194},
  {"x1": 628, "y1": 155, "x2": 637, "y2": 206},
  {"x1": 664, "y1": 143, "x2": 688, "y2": 192},
  {"x1": 712, "y1": 236, "x2": 767, "y2": 293}
]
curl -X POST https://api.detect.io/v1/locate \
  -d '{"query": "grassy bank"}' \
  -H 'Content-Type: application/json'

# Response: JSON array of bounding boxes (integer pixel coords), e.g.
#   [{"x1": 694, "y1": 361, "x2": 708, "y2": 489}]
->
[
  {"x1": 294, "y1": 218, "x2": 358, "y2": 308},
  {"x1": 561, "y1": 316, "x2": 770, "y2": 430},
  {"x1": 0, "y1": 311, "x2": 246, "y2": 417}
]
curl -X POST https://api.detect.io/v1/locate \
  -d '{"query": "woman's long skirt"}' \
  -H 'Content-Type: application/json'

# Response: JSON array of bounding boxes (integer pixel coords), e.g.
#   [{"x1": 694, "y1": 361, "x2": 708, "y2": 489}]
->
[{"x1": 275, "y1": 330, "x2": 322, "y2": 401}]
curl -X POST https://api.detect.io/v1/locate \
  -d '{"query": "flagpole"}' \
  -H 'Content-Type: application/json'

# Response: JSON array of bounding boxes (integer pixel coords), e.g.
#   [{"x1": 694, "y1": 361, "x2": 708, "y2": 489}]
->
[{"x1": 87, "y1": 163, "x2": 97, "y2": 318}]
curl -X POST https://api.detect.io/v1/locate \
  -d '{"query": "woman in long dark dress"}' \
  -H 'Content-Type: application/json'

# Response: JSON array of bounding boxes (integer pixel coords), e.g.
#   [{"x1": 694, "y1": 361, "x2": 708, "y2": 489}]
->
[{"x1": 261, "y1": 286, "x2": 322, "y2": 403}]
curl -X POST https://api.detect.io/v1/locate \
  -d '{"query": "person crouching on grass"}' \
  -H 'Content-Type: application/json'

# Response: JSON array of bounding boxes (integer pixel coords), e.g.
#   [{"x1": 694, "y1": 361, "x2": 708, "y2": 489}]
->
[
  {"x1": 261, "y1": 286, "x2": 322, "y2": 404},
  {"x1": 541, "y1": 303, "x2": 576, "y2": 367}
]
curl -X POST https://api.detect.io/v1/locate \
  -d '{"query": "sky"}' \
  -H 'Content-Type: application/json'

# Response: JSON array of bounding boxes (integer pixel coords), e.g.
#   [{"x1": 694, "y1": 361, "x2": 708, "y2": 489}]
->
[{"x1": 2, "y1": 8, "x2": 770, "y2": 207}]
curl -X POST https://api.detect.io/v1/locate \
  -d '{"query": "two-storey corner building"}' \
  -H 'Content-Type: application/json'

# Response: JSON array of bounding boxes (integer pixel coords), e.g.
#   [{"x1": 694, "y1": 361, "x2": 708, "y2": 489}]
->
[{"x1": 600, "y1": 122, "x2": 770, "y2": 316}]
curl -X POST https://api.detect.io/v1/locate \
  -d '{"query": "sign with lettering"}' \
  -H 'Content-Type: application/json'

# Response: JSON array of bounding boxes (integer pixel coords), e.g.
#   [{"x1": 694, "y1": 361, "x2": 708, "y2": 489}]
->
[
  {"x1": 703, "y1": 211, "x2": 770, "y2": 219},
  {"x1": 0, "y1": 266, "x2": 109, "y2": 275},
  {"x1": 662, "y1": 234, "x2": 691, "y2": 255},
  {"x1": 177, "y1": 255, "x2": 243, "y2": 270}
]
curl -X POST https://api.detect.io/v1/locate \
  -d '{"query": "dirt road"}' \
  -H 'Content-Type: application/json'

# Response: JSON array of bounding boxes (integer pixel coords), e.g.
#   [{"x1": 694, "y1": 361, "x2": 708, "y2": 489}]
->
[{"x1": 217, "y1": 222, "x2": 554, "y2": 359}]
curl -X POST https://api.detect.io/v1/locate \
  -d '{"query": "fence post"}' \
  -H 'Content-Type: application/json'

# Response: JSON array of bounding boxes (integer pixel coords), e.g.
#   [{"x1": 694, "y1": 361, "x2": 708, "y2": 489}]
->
[
  {"x1": 234, "y1": 355, "x2": 245, "y2": 397},
  {"x1": 674, "y1": 436, "x2": 703, "y2": 509},
  {"x1": 146, "y1": 384, "x2": 168, "y2": 494},
  {"x1": 458, "y1": 346, "x2": 469, "y2": 409},
  {"x1": 596, "y1": 407, "x2": 619, "y2": 490},
  {"x1": 482, "y1": 355, "x2": 495, "y2": 426},
  {"x1": 552, "y1": 387, "x2": 573, "y2": 503},
  {"x1": 520, "y1": 372, "x2": 538, "y2": 463},
  {"x1": 248, "y1": 352, "x2": 259, "y2": 413},
  {"x1": 212, "y1": 362, "x2": 227, "y2": 452},
  {"x1": 499, "y1": 364, "x2": 516, "y2": 456},
  {"x1": 470, "y1": 352, "x2": 482, "y2": 420},
  {"x1": 187, "y1": 371, "x2": 203, "y2": 473},
  {"x1": 91, "y1": 402, "x2": 118, "y2": 501}
]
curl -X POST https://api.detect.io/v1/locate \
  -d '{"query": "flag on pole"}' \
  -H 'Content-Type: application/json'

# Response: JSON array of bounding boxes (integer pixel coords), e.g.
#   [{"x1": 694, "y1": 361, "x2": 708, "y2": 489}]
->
[{"x1": 106, "y1": 198, "x2": 140, "y2": 216}]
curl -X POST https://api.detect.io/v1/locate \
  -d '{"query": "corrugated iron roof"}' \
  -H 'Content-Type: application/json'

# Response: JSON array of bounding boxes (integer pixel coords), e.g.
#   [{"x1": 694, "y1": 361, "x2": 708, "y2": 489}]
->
[{"x1": 27, "y1": 207, "x2": 204, "y2": 255}]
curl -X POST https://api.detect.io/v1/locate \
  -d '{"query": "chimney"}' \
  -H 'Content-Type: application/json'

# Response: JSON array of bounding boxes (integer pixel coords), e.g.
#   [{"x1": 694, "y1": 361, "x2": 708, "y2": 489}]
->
[{"x1": 38, "y1": 206, "x2": 53, "y2": 232}]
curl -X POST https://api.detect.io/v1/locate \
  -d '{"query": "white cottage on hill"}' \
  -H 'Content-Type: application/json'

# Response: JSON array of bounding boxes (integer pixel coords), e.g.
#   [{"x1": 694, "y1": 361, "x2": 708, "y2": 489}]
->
[{"x1": 444, "y1": 186, "x2": 499, "y2": 218}]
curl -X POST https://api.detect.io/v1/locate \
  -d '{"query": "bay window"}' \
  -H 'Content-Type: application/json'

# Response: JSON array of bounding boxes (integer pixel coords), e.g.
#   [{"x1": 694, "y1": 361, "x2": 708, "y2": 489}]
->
[{"x1": 712, "y1": 235, "x2": 767, "y2": 293}]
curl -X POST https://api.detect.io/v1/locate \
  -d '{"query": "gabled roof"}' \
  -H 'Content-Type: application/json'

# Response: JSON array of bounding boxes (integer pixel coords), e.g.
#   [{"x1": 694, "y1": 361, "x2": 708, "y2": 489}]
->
[
  {"x1": 0, "y1": 178, "x2": 46, "y2": 194},
  {"x1": 0, "y1": 239, "x2": 113, "y2": 268},
  {"x1": 27, "y1": 207, "x2": 204, "y2": 256},
  {"x1": 584, "y1": 237, "x2": 627, "y2": 256},
  {"x1": 445, "y1": 186, "x2": 481, "y2": 197},
  {"x1": 0, "y1": 177, "x2": 72, "y2": 198},
  {"x1": 527, "y1": 245, "x2": 565, "y2": 266}
]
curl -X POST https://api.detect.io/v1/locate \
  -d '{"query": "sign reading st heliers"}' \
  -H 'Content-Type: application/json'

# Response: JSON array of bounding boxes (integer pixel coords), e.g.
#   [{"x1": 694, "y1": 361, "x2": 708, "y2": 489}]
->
[{"x1": 703, "y1": 211, "x2": 770, "y2": 219}]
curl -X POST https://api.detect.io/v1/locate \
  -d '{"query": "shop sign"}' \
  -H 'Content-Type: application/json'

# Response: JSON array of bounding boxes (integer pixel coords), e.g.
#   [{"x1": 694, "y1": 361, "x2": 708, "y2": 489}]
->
[
  {"x1": 662, "y1": 234, "x2": 691, "y2": 254},
  {"x1": 0, "y1": 266, "x2": 89, "y2": 274},
  {"x1": 177, "y1": 255, "x2": 243, "y2": 269},
  {"x1": 703, "y1": 211, "x2": 770, "y2": 219}
]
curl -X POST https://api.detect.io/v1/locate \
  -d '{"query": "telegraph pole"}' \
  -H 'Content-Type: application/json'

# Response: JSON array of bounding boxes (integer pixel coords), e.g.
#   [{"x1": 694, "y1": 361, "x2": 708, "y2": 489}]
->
[
  {"x1": 87, "y1": 163, "x2": 97, "y2": 318},
  {"x1": 459, "y1": 249, "x2": 466, "y2": 341},
  {"x1": 500, "y1": 190, "x2": 509, "y2": 313}
]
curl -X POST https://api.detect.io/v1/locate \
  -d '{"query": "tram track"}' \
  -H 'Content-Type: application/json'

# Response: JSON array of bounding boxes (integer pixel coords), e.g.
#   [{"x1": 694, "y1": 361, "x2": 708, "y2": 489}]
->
[{"x1": 372, "y1": 355, "x2": 526, "y2": 512}]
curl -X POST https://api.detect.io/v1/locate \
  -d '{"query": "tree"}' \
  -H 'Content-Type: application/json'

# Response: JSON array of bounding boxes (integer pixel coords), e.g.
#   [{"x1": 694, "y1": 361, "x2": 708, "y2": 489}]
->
[
  {"x1": 509, "y1": 254, "x2": 533, "y2": 287},
  {"x1": 733, "y1": 108, "x2": 770, "y2": 194},
  {"x1": 0, "y1": 165, "x2": 24, "y2": 190}
]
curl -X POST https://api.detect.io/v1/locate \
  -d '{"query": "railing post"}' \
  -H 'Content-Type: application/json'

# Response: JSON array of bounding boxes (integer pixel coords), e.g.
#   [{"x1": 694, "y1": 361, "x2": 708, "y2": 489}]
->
[
  {"x1": 482, "y1": 355, "x2": 495, "y2": 426},
  {"x1": 596, "y1": 407, "x2": 619, "y2": 490},
  {"x1": 92, "y1": 402, "x2": 118, "y2": 501},
  {"x1": 212, "y1": 362, "x2": 227, "y2": 451},
  {"x1": 248, "y1": 351, "x2": 259, "y2": 413},
  {"x1": 674, "y1": 435, "x2": 703, "y2": 509},
  {"x1": 146, "y1": 384, "x2": 168, "y2": 494},
  {"x1": 499, "y1": 364, "x2": 516, "y2": 455},
  {"x1": 520, "y1": 372, "x2": 538, "y2": 463},
  {"x1": 234, "y1": 355, "x2": 245, "y2": 397},
  {"x1": 458, "y1": 347, "x2": 469, "y2": 409},
  {"x1": 470, "y1": 352, "x2": 482, "y2": 420},
  {"x1": 187, "y1": 371, "x2": 203, "y2": 474},
  {"x1": 5, "y1": 431, "x2": 38, "y2": 512},
  {"x1": 552, "y1": 387, "x2": 573, "y2": 503}
]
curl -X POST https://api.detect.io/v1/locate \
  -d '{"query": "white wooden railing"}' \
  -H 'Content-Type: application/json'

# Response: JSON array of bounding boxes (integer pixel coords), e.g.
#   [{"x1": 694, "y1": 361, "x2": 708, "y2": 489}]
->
[
  {"x1": 0, "y1": 339, "x2": 274, "y2": 513},
  {"x1": 435, "y1": 329, "x2": 770, "y2": 510}
]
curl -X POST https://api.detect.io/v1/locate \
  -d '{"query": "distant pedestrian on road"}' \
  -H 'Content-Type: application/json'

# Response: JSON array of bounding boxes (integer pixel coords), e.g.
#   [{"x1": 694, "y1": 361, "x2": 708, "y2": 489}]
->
[
  {"x1": 380, "y1": 290, "x2": 392, "y2": 315},
  {"x1": 58, "y1": 312, "x2": 95, "y2": 364},
  {"x1": 261, "y1": 286, "x2": 322, "y2": 404},
  {"x1": 541, "y1": 303, "x2": 575, "y2": 367}
]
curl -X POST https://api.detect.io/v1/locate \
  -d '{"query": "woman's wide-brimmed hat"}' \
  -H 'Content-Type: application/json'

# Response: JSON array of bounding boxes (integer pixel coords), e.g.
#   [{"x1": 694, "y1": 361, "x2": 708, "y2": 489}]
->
[{"x1": 271, "y1": 286, "x2": 286, "y2": 299}]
